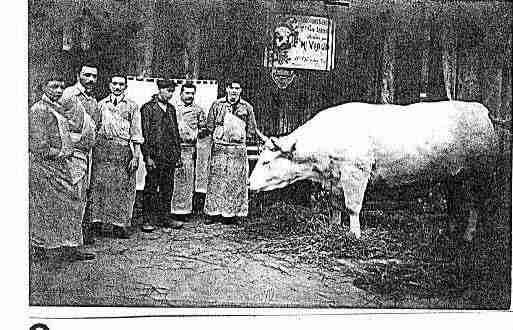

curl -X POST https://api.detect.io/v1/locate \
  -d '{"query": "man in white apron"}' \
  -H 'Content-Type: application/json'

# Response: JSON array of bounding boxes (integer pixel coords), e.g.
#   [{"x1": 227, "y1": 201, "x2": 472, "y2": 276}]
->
[
  {"x1": 204, "y1": 79, "x2": 262, "y2": 224},
  {"x1": 171, "y1": 82, "x2": 208, "y2": 220}
]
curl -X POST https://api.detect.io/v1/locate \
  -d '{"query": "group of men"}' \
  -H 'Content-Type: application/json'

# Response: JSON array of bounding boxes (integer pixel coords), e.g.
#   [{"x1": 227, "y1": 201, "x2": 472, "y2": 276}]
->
[{"x1": 29, "y1": 61, "x2": 262, "y2": 262}]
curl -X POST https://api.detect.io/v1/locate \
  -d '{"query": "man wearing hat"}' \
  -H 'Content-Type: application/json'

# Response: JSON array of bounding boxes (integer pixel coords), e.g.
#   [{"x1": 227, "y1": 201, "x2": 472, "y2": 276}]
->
[{"x1": 140, "y1": 79, "x2": 184, "y2": 230}]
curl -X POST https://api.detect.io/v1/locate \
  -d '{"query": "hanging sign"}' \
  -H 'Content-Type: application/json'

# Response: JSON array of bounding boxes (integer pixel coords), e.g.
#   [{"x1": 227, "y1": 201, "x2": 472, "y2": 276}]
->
[
  {"x1": 271, "y1": 68, "x2": 296, "y2": 89},
  {"x1": 264, "y1": 15, "x2": 335, "y2": 71}
]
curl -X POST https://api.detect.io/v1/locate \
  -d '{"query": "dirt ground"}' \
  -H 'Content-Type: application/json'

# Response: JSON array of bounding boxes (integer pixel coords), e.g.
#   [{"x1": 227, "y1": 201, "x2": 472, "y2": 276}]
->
[
  {"x1": 29, "y1": 212, "x2": 502, "y2": 309},
  {"x1": 29, "y1": 157, "x2": 511, "y2": 309}
]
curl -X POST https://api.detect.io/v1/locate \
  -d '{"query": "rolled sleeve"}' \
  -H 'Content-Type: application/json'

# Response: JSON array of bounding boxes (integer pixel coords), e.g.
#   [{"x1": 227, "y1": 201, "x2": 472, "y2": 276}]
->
[
  {"x1": 245, "y1": 104, "x2": 257, "y2": 144},
  {"x1": 197, "y1": 106, "x2": 207, "y2": 130},
  {"x1": 140, "y1": 103, "x2": 153, "y2": 162},
  {"x1": 206, "y1": 102, "x2": 219, "y2": 134},
  {"x1": 29, "y1": 103, "x2": 50, "y2": 157},
  {"x1": 130, "y1": 102, "x2": 144, "y2": 144}
]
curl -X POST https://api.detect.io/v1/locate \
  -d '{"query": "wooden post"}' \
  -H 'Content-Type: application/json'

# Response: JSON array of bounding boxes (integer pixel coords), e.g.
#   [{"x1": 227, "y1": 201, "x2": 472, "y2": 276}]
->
[
  {"x1": 184, "y1": 20, "x2": 201, "y2": 80},
  {"x1": 456, "y1": 47, "x2": 482, "y2": 102},
  {"x1": 380, "y1": 10, "x2": 396, "y2": 104},
  {"x1": 134, "y1": 0, "x2": 156, "y2": 77},
  {"x1": 440, "y1": 9, "x2": 458, "y2": 100}
]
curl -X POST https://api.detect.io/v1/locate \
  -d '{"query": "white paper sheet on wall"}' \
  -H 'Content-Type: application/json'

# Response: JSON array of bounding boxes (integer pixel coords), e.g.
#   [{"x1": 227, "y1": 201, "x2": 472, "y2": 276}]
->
[{"x1": 125, "y1": 77, "x2": 218, "y2": 191}]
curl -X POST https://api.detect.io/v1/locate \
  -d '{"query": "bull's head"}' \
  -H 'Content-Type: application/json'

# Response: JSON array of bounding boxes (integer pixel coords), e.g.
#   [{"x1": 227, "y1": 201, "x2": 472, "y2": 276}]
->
[
  {"x1": 249, "y1": 136, "x2": 313, "y2": 192},
  {"x1": 273, "y1": 26, "x2": 294, "y2": 52}
]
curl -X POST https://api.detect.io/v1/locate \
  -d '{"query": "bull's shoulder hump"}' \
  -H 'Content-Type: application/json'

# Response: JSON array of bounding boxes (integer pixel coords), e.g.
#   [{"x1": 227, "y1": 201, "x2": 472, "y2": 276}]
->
[
  {"x1": 450, "y1": 100, "x2": 490, "y2": 114},
  {"x1": 312, "y1": 102, "x2": 378, "y2": 119}
]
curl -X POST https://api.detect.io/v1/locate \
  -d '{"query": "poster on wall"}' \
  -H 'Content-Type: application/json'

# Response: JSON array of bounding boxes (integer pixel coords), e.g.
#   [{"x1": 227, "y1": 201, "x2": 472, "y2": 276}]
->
[
  {"x1": 263, "y1": 14, "x2": 336, "y2": 71},
  {"x1": 125, "y1": 77, "x2": 218, "y2": 192}
]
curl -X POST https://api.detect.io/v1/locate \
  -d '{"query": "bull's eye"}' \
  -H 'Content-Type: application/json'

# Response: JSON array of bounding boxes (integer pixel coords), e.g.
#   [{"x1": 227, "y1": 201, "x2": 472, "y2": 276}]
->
[{"x1": 262, "y1": 160, "x2": 270, "y2": 166}]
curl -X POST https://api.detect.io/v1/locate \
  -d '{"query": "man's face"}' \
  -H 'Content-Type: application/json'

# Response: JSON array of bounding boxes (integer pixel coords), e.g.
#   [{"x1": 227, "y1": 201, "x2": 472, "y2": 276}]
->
[
  {"x1": 109, "y1": 76, "x2": 127, "y2": 96},
  {"x1": 158, "y1": 87, "x2": 174, "y2": 102},
  {"x1": 180, "y1": 87, "x2": 196, "y2": 106},
  {"x1": 78, "y1": 66, "x2": 98, "y2": 92},
  {"x1": 43, "y1": 80, "x2": 65, "y2": 102},
  {"x1": 226, "y1": 83, "x2": 242, "y2": 103}
]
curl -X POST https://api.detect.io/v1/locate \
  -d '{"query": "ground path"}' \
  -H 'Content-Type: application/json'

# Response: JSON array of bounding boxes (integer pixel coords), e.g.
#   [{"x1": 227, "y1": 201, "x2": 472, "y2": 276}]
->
[{"x1": 30, "y1": 215, "x2": 482, "y2": 309}]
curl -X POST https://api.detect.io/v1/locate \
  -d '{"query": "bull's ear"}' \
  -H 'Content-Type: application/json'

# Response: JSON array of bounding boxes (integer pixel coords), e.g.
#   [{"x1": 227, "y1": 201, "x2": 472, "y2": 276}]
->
[
  {"x1": 289, "y1": 141, "x2": 296, "y2": 153},
  {"x1": 269, "y1": 137, "x2": 282, "y2": 152},
  {"x1": 283, "y1": 141, "x2": 296, "y2": 160}
]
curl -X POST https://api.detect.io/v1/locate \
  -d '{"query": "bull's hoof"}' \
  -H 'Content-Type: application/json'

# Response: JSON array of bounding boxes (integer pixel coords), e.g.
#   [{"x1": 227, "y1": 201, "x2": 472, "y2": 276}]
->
[
  {"x1": 348, "y1": 230, "x2": 361, "y2": 239},
  {"x1": 329, "y1": 219, "x2": 342, "y2": 226},
  {"x1": 463, "y1": 230, "x2": 475, "y2": 243}
]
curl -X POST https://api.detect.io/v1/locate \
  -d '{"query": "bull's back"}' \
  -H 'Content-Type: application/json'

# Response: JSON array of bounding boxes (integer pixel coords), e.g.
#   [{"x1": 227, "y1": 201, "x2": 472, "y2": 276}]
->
[
  {"x1": 367, "y1": 101, "x2": 496, "y2": 183},
  {"x1": 296, "y1": 101, "x2": 496, "y2": 185}
]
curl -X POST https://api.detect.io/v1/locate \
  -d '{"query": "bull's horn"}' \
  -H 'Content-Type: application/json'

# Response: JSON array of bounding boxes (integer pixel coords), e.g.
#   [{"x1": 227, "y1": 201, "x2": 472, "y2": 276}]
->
[
  {"x1": 269, "y1": 137, "x2": 281, "y2": 151},
  {"x1": 255, "y1": 128, "x2": 269, "y2": 143}
]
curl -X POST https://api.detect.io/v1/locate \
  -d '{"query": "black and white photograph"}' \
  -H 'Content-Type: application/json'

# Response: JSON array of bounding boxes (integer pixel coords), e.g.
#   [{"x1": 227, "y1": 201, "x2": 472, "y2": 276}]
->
[{"x1": 21, "y1": 0, "x2": 513, "y2": 327}]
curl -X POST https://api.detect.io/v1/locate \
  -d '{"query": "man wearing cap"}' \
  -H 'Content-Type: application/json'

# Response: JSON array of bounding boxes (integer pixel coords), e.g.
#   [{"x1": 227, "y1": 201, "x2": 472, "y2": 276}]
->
[{"x1": 140, "y1": 79, "x2": 184, "y2": 230}]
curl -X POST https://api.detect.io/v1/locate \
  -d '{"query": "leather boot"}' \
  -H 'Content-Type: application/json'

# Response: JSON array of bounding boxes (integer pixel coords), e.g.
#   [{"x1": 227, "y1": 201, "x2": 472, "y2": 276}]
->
[{"x1": 82, "y1": 225, "x2": 96, "y2": 245}]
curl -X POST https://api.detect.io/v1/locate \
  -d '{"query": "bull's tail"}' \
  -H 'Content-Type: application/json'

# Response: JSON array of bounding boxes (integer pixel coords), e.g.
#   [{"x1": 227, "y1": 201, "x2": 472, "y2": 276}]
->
[{"x1": 489, "y1": 114, "x2": 512, "y2": 131}]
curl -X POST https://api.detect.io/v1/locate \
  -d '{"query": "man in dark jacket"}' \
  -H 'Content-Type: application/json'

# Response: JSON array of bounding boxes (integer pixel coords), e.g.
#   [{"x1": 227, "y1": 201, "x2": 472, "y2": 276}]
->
[{"x1": 141, "y1": 79, "x2": 183, "y2": 230}]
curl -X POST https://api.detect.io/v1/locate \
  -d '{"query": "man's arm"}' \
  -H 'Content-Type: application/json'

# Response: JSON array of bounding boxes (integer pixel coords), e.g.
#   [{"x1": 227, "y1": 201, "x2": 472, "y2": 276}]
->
[
  {"x1": 169, "y1": 105, "x2": 182, "y2": 166},
  {"x1": 140, "y1": 103, "x2": 152, "y2": 163},
  {"x1": 205, "y1": 101, "x2": 218, "y2": 135},
  {"x1": 29, "y1": 103, "x2": 55, "y2": 158},
  {"x1": 74, "y1": 111, "x2": 96, "y2": 152},
  {"x1": 129, "y1": 101, "x2": 144, "y2": 171},
  {"x1": 197, "y1": 106, "x2": 208, "y2": 138},
  {"x1": 245, "y1": 103, "x2": 258, "y2": 144}
]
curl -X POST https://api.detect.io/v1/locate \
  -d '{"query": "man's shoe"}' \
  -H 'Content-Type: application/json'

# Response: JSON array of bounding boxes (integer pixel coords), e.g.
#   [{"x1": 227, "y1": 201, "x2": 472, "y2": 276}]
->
[
  {"x1": 142, "y1": 223, "x2": 156, "y2": 233},
  {"x1": 30, "y1": 246, "x2": 47, "y2": 263},
  {"x1": 67, "y1": 248, "x2": 95, "y2": 261},
  {"x1": 83, "y1": 234, "x2": 95, "y2": 245},
  {"x1": 91, "y1": 222, "x2": 103, "y2": 235},
  {"x1": 222, "y1": 217, "x2": 243, "y2": 226},
  {"x1": 204, "y1": 216, "x2": 217, "y2": 225},
  {"x1": 113, "y1": 226, "x2": 132, "y2": 239},
  {"x1": 74, "y1": 251, "x2": 96, "y2": 261},
  {"x1": 166, "y1": 219, "x2": 184, "y2": 229},
  {"x1": 82, "y1": 225, "x2": 96, "y2": 244}
]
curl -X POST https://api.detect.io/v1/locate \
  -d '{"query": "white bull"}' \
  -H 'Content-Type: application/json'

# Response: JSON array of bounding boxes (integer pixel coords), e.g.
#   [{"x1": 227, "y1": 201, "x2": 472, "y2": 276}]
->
[{"x1": 249, "y1": 101, "x2": 498, "y2": 240}]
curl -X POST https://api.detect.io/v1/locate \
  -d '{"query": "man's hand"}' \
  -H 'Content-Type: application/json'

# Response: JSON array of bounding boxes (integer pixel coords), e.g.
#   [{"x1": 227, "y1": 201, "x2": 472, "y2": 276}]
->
[
  {"x1": 146, "y1": 157, "x2": 156, "y2": 171},
  {"x1": 128, "y1": 157, "x2": 139, "y2": 172},
  {"x1": 198, "y1": 129, "x2": 209, "y2": 139}
]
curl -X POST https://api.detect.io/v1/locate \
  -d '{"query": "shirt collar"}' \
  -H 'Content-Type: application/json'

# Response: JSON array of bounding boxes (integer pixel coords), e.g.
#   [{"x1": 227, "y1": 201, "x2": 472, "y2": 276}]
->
[
  {"x1": 75, "y1": 82, "x2": 94, "y2": 98},
  {"x1": 157, "y1": 100, "x2": 168, "y2": 112},
  {"x1": 41, "y1": 94, "x2": 61, "y2": 107},
  {"x1": 75, "y1": 82, "x2": 86, "y2": 94},
  {"x1": 177, "y1": 99, "x2": 194, "y2": 108},
  {"x1": 224, "y1": 96, "x2": 241, "y2": 106},
  {"x1": 108, "y1": 94, "x2": 126, "y2": 104}
]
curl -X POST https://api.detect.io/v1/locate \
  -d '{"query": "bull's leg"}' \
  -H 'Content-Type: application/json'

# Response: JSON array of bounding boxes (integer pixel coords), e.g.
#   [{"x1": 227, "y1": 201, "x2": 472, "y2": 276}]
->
[
  {"x1": 463, "y1": 203, "x2": 478, "y2": 242},
  {"x1": 348, "y1": 211, "x2": 362, "y2": 239},
  {"x1": 338, "y1": 166, "x2": 370, "y2": 239},
  {"x1": 443, "y1": 177, "x2": 466, "y2": 239},
  {"x1": 330, "y1": 209, "x2": 342, "y2": 225},
  {"x1": 329, "y1": 191, "x2": 342, "y2": 225},
  {"x1": 462, "y1": 168, "x2": 493, "y2": 242},
  {"x1": 444, "y1": 170, "x2": 490, "y2": 243}
]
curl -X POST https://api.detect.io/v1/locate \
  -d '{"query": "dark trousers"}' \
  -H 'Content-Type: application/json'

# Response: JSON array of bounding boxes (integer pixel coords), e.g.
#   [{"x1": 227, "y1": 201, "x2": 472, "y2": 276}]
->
[{"x1": 143, "y1": 163, "x2": 175, "y2": 225}]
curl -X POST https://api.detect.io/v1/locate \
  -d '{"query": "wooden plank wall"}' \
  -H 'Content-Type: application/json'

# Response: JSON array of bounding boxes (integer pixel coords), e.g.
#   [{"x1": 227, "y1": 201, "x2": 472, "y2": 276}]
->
[
  {"x1": 192, "y1": 0, "x2": 387, "y2": 136},
  {"x1": 28, "y1": 0, "x2": 512, "y2": 149}
]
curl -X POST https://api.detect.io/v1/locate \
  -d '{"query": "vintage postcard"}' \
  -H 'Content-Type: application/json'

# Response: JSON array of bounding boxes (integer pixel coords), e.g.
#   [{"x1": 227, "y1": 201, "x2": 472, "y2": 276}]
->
[{"x1": 19, "y1": 0, "x2": 513, "y2": 328}]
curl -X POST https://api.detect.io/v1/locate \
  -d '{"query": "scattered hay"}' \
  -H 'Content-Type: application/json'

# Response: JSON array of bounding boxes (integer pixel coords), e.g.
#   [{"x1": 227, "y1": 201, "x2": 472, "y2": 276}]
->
[{"x1": 223, "y1": 192, "x2": 483, "y2": 299}]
